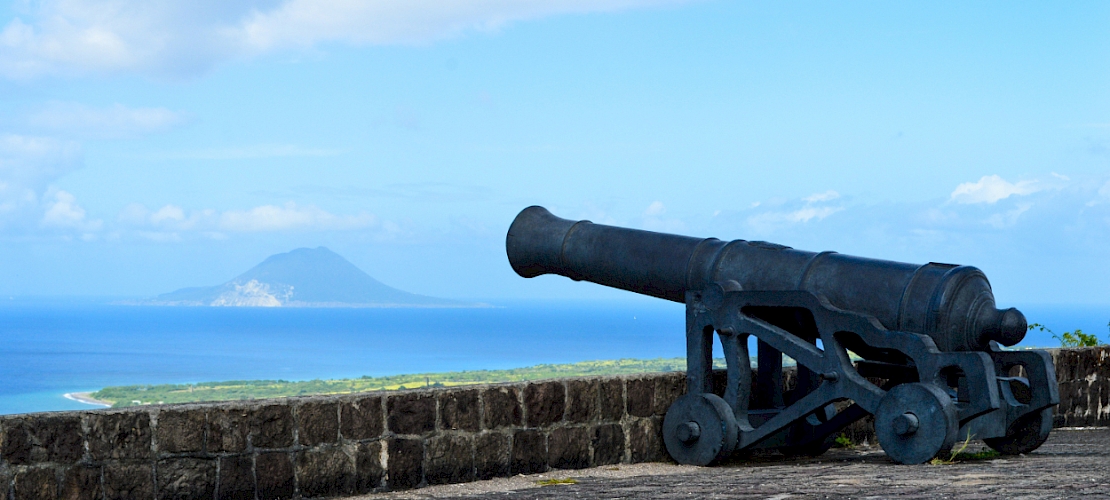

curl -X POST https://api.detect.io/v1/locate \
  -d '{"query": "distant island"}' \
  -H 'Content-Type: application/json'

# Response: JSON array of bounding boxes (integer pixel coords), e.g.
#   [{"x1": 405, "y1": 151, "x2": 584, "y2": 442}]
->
[
  {"x1": 140, "y1": 247, "x2": 478, "y2": 308},
  {"x1": 82, "y1": 358, "x2": 721, "y2": 408}
]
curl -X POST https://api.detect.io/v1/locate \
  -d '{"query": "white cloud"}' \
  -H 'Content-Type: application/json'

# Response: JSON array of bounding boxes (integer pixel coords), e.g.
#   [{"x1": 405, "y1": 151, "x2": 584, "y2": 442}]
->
[
  {"x1": 0, "y1": 134, "x2": 81, "y2": 225},
  {"x1": 219, "y1": 202, "x2": 376, "y2": 232},
  {"x1": 803, "y1": 190, "x2": 839, "y2": 203},
  {"x1": 950, "y1": 175, "x2": 1040, "y2": 204},
  {"x1": 26, "y1": 101, "x2": 183, "y2": 138},
  {"x1": 40, "y1": 189, "x2": 101, "y2": 231},
  {"x1": 643, "y1": 201, "x2": 665, "y2": 216},
  {"x1": 0, "y1": 0, "x2": 691, "y2": 79}
]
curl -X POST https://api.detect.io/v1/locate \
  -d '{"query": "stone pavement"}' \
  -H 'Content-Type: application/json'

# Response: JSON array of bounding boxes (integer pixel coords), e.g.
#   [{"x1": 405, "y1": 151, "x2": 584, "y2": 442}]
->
[{"x1": 361, "y1": 427, "x2": 1110, "y2": 499}]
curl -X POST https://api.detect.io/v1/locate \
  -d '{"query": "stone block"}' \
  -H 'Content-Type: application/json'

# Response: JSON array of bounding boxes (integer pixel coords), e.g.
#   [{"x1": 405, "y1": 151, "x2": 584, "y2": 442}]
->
[
  {"x1": 524, "y1": 381, "x2": 565, "y2": 428},
  {"x1": 156, "y1": 409, "x2": 205, "y2": 454},
  {"x1": 510, "y1": 429, "x2": 546, "y2": 475},
  {"x1": 565, "y1": 379, "x2": 598, "y2": 424},
  {"x1": 592, "y1": 423, "x2": 625, "y2": 466},
  {"x1": 653, "y1": 372, "x2": 686, "y2": 415},
  {"x1": 547, "y1": 427, "x2": 590, "y2": 470},
  {"x1": 340, "y1": 396, "x2": 383, "y2": 441},
  {"x1": 296, "y1": 447, "x2": 355, "y2": 498},
  {"x1": 474, "y1": 432, "x2": 509, "y2": 480},
  {"x1": 216, "y1": 455, "x2": 254, "y2": 500},
  {"x1": 354, "y1": 441, "x2": 384, "y2": 493},
  {"x1": 207, "y1": 408, "x2": 249, "y2": 453},
  {"x1": 61, "y1": 465, "x2": 102, "y2": 500},
  {"x1": 297, "y1": 402, "x2": 339, "y2": 447},
  {"x1": 88, "y1": 412, "x2": 152, "y2": 461},
  {"x1": 425, "y1": 434, "x2": 473, "y2": 485},
  {"x1": 387, "y1": 393, "x2": 436, "y2": 436},
  {"x1": 626, "y1": 377, "x2": 655, "y2": 418},
  {"x1": 599, "y1": 379, "x2": 624, "y2": 421},
  {"x1": 255, "y1": 452, "x2": 294, "y2": 500},
  {"x1": 104, "y1": 463, "x2": 154, "y2": 500},
  {"x1": 2, "y1": 415, "x2": 84, "y2": 465},
  {"x1": 251, "y1": 404, "x2": 294, "y2": 449},
  {"x1": 482, "y1": 387, "x2": 521, "y2": 430},
  {"x1": 156, "y1": 458, "x2": 216, "y2": 500},
  {"x1": 386, "y1": 438, "x2": 423, "y2": 490},
  {"x1": 628, "y1": 417, "x2": 665, "y2": 463},
  {"x1": 13, "y1": 467, "x2": 56, "y2": 500},
  {"x1": 439, "y1": 389, "x2": 480, "y2": 432}
]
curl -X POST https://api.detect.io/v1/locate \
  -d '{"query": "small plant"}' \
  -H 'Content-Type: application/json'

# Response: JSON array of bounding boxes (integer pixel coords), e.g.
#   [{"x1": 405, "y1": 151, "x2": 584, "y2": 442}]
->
[
  {"x1": 1028, "y1": 323, "x2": 1103, "y2": 348},
  {"x1": 930, "y1": 431, "x2": 973, "y2": 465},
  {"x1": 536, "y1": 478, "x2": 578, "y2": 486},
  {"x1": 833, "y1": 434, "x2": 854, "y2": 449}
]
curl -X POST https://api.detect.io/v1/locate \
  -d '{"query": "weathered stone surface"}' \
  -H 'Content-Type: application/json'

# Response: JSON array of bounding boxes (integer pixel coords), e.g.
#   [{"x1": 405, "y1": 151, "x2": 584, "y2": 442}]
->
[
  {"x1": 61, "y1": 465, "x2": 102, "y2": 500},
  {"x1": 628, "y1": 417, "x2": 665, "y2": 463},
  {"x1": 255, "y1": 452, "x2": 295, "y2": 500},
  {"x1": 103, "y1": 463, "x2": 153, "y2": 500},
  {"x1": 354, "y1": 441, "x2": 384, "y2": 493},
  {"x1": 387, "y1": 393, "x2": 436, "y2": 436},
  {"x1": 599, "y1": 379, "x2": 624, "y2": 421},
  {"x1": 14, "y1": 467, "x2": 56, "y2": 500},
  {"x1": 510, "y1": 429, "x2": 546, "y2": 475},
  {"x1": 474, "y1": 432, "x2": 509, "y2": 480},
  {"x1": 297, "y1": 401, "x2": 339, "y2": 447},
  {"x1": 296, "y1": 447, "x2": 355, "y2": 498},
  {"x1": 439, "y1": 389, "x2": 479, "y2": 432},
  {"x1": 251, "y1": 404, "x2": 294, "y2": 449},
  {"x1": 547, "y1": 427, "x2": 590, "y2": 470},
  {"x1": 155, "y1": 409, "x2": 205, "y2": 454},
  {"x1": 88, "y1": 412, "x2": 152, "y2": 461},
  {"x1": 482, "y1": 387, "x2": 521, "y2": 430},
  {"x1": 524, "y1": 382, "x2": 565, "y2": 428},
  {"x1": 340, "y1": 396, "x2": 383, "y2": 441},
  {"x1": 387, "y1": 438, "x2": 423, "y2": 490},
  {"x1": 207, "y1": 408, "x2": 249, "y2": 453},
  {"x1": 157, "y1": 458, "x2": 216, "y2": 500},
  {"x1": 565, "y1": 379, "x2": 598, "y2": 424},
  {"x1": 653, "y1": 372, "x2": 686, "y2": 415},
  {"x1": 216, "y1": 455, "x2": 254, "y2": 500},
  {"x1": 2, "y1": 415, "x2": 84, "y2": 465},
  {"x1": 592, "y1": 423, "x2": 625, "y2": 466},
  {"x1": 626, "y1": 377, "x2": 655, "y2": 418},
  {"x1": 372, "y1": 428, "x2": 1110, "y2": 500},
  {"x1": 425, "y1": 434, "x2": 473, "y2": 485}
]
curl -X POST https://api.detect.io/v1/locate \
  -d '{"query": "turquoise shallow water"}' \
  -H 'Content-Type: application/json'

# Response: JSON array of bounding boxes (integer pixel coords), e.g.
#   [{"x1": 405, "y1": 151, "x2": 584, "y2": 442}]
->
[{"x1": 0, "y1": 298, "x2": 1103, "y2": 415}]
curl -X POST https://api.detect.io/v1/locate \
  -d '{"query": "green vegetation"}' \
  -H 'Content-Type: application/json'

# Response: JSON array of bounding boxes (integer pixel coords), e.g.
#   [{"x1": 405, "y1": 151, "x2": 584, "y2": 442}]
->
[
  {"x1": 92, "y1": 357, "x2": 728, "y2": 408},
  {"x1": 1028, "y1": 323, "x2": 1104, "y2": 348},
  {"x1": 833, "y1": 434, "x2": 854, "y2": 449}
]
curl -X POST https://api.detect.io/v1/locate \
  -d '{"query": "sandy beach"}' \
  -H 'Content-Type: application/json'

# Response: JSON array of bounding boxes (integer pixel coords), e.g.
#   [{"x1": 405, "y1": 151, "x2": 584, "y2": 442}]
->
[{"x1": 63, "y1": 392, "x2": 111, "y2": 408}]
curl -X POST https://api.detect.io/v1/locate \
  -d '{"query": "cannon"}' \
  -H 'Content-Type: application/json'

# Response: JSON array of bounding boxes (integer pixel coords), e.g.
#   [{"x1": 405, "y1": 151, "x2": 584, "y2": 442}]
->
[{"x1": 506, "y1": 206, "x2": 1058, "y2": 465}]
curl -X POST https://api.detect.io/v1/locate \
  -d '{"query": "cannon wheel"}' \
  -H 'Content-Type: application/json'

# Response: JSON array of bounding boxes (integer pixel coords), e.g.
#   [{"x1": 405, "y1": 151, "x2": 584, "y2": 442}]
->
[
  {"x1": 983, "y1": 407, "x2": 1053, "y2": 455},
  {"x1": 875, "y1": 383, "x2": 958, "y2": 464},
  {"x1": 663, "y1": 393, "x2": 738, "y2": 466}
]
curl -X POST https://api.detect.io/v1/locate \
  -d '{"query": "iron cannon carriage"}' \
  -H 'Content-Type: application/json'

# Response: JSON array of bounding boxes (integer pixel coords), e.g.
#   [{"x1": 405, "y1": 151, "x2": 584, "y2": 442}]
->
[{"x1": 506, "y1": 206, "x2": 1058, "y2": 465}]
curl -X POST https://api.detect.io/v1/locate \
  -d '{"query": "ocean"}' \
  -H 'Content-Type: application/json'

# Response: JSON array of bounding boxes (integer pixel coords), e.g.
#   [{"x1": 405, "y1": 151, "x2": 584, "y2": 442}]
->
[{"x1": 0, "y1": 299, "x2": 1105, "y2": 415}]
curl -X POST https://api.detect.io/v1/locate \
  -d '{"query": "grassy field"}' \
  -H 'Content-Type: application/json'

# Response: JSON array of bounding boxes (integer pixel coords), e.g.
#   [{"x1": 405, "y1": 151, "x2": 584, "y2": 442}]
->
[{"x1": 91, "y1": 357, "x2": 728, "y2": 408}]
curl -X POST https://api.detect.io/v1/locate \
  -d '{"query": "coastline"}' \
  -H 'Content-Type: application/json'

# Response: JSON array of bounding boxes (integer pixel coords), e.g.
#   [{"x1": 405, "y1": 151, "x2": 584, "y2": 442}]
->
[{"x1": 63, "y1": 392, "x2": 112, "y2": 408}]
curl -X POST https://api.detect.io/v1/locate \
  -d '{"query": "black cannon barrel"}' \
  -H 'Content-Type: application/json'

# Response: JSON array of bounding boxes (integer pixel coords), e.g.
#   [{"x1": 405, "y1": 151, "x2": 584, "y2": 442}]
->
[{"x1": 506, "y1": 206, "x2": 1026, "y2": 352}]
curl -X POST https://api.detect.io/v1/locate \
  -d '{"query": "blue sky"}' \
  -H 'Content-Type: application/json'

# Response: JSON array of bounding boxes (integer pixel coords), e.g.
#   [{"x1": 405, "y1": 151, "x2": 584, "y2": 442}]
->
[{"x1": 0, "y1": 0, "x2": 1107, "y2": 304}]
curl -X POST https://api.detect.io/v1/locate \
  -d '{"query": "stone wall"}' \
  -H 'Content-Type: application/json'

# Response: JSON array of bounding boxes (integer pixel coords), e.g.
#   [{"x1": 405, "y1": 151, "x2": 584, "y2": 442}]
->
[
  {"x1": 1051, "y1": 346, "x2": 1110, "y2": 427},
  {"x1": 0, "y1": 372, "x2": 686, "y2": 499},
  {"x1": 0, "y1": 346, "x2": 1107, "y2": 499}
]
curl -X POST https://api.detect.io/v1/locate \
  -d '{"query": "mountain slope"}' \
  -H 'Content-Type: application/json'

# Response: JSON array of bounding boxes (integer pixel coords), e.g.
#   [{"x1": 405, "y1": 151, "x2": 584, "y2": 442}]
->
[{"x1": 153, "y1": 247, "x2": 463, "y2": 307}]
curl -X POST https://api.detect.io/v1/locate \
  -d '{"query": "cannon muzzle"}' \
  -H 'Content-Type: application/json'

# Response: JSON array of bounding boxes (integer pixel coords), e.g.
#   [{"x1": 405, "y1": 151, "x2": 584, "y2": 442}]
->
[{"x1": 506, "y1": 205, "x2": 1026, "y2": 351}]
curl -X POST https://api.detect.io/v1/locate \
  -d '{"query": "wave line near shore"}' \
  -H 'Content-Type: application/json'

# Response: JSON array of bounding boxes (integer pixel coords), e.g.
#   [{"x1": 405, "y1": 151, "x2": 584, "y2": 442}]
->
[{"x1": 64, "y1": 392, "x2": 111, "y2": 408}]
